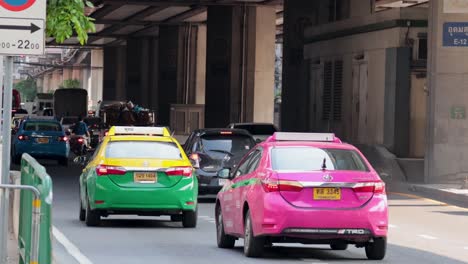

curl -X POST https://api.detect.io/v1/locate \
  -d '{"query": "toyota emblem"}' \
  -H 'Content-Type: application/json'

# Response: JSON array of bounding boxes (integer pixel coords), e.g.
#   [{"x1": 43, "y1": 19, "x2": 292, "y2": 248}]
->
[{"x1": 322, "y1": 174, "x2": 333, "y2": 181}]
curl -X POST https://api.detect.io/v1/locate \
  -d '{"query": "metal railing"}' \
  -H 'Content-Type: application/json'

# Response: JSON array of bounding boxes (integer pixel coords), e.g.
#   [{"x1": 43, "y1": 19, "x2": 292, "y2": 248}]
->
[{"x1": 0, "y1": 154, "x2": 53, "y2": 264}]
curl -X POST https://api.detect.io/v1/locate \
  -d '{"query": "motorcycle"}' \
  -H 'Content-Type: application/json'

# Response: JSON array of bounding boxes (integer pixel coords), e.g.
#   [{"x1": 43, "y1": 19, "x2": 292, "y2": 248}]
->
[{"x1": 69, "y1": 135, "x2": 87, "y2": 156}]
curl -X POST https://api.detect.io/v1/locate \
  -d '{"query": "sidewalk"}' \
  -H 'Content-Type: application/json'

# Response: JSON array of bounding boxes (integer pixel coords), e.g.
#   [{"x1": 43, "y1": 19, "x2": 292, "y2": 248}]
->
[{"x1": 385, "y1": 178, "x2": 468, "y2": 208}]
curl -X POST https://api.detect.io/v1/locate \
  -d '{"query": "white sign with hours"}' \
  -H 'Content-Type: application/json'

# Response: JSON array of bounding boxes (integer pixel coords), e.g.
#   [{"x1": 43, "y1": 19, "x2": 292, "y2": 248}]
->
[{"x1": 0, "y1": 0, "x2": 46, "y2": 56}]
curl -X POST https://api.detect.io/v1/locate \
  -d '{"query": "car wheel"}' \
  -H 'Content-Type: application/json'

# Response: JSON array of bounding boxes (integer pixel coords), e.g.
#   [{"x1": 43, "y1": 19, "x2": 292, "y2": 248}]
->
[
  {"x1": 79, "y1": 197, "x2": 85, "y2": 222},
  {"x1": 59, "y1": 157, "x2": 68, "y2": 167},
  {"x1": 243, "y1": 210, "x2": 264, "y2": 258},
  {"x1": 182, "y1": 207, "x2": 197, "y2": 228},
  {"x1": 365, "y1": 237, "x2": 387, "y2": 260},
  {"x1": 85, "y1": 197, "x2": 100, "y2": 227},
  {"x1": 216, "y1": 205, "x2": 235, "y2": 248},
  {"x1": 330, "y1": 243, "x2": 348, "y2": 250}
]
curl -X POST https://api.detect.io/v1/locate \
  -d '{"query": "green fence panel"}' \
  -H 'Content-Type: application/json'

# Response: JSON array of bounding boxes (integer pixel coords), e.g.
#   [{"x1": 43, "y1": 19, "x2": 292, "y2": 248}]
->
[{"x1": 18, "y1": 154, "x2": 52, "y2": 264}]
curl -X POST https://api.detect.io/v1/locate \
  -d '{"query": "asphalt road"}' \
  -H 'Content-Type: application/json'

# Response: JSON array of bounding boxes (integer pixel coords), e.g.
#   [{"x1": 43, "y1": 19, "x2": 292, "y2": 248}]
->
[{"x1": 16, "y1": 159, "x2": 468, "y2": 264}]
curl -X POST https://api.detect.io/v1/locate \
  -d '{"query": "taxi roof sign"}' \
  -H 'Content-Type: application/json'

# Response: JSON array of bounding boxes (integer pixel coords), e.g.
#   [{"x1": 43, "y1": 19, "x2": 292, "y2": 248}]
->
[
  {"x1": 269, "y1": 132, "x2": 341, "y2": 143},
  {"x1": 108, "y1": 126, "x2": 171, "y2": 137}
]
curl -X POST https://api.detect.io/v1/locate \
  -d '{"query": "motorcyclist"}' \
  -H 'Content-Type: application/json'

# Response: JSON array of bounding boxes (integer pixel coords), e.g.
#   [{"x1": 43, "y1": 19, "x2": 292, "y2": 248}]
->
[{"x1": 72, "y1": 116, "x2": 90, "y2": 149}]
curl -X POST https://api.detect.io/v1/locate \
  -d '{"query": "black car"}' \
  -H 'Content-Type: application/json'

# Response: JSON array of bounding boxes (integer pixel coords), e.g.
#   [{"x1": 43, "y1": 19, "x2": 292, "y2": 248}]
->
[
  {"x1": 227, "y1": 122, "x2": 278, "y2": 142},
  {"x1": 184, "y1": 129, "x2": 257, "y2": 195}
]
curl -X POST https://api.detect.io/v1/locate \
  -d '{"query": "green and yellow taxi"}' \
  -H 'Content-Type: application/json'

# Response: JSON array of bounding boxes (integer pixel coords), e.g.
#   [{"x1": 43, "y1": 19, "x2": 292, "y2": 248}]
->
[{"x1": 78, "y1": 126, "x2": 198, "y2": 227}]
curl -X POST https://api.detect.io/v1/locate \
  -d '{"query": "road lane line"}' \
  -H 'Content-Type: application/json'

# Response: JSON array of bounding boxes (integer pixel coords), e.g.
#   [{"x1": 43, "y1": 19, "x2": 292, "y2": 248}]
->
[
  {"x1": 198, "y1": 215, "x2": 210, "y2": 218},
  {"x1": 418, "y1": 234, "x2": 438, "y2": 240},
  {"x1": 52, "y1": 226, "x2": 93, "y2": 264},
  {"x1": 389, "y1": 192, "x2": 468, "y2": 211}
]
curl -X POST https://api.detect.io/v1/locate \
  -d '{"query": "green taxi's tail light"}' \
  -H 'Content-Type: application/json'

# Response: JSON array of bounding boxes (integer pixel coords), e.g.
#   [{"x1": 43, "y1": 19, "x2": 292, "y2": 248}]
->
[
  {"x1": 165, "y1": 167, "x2": 193, "y2": 177},
  {"x1": 96, "y1": 165, "x2": 127, "y2": 176}
]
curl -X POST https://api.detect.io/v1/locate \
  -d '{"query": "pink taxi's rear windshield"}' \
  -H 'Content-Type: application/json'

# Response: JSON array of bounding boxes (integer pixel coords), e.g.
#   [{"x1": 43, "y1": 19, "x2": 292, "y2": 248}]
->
[{"x1": 271, "y1": 147, "x2": 369, "y2": 172}]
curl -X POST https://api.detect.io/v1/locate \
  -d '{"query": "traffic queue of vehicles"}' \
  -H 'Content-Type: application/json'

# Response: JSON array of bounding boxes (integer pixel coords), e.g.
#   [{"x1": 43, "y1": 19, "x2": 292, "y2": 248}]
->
[{"x1": 8, "y1": 114, "x2": 388, "y2": 260}]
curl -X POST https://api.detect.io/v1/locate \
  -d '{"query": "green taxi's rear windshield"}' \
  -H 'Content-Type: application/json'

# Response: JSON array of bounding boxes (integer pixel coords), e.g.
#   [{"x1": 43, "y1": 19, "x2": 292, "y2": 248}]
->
[
  {"x1": 106, "y1": 141, "x2": 182, "y2": 160},
  {"x1": 271, "y1": 147, "x2": 369, "y2": 172}
]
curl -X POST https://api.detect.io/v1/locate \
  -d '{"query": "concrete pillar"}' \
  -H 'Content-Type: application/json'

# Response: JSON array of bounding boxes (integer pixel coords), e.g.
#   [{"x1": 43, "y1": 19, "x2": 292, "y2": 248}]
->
[
  {"x1": 103, "y1": 46, "x2": 127, "y2": 101},
  {"x1": 36, "y1": 77, "x2": 43, "y2": 93},
  {"x1": 90, "y1": 49, "x2": 104, "y2": 109},
  {"x1": 205, "y1": 6, "x2": 243, "y2": 128},
  {"x1": 281, "y1": 0, "x2": 320, "y2": 131},
  {"x1": 72, "y1": 67, "x2": 82, "y2": 81},
  {"x1": 245, "y1": 6, "x2": 276, "y2": 123},
  {"x1": 205, "y1": 5, "x2": 276, "y2": 128},
  {"x1": 350, "y1": 0, "x2": 373, "y2": 18},
  {"x1": 426, "y1": 0, "x2": 468, "y2": 183},
  {"x1": 51, "y1": 70, "x2": 62, "y2": 91},
  {"x1": 158, "y1": 26, "x2": 185, "y2": 126},
  {"x1": 62, "y1": 68, "x2": 72, "y2": 81},
  {"x1": 42, "y1": 73, "x2": 50, "y2": 93},
  {"x1": 126, "y1": 38, "x2": 157, "y2": 108},
  {"x1": 195, "y1": 25, "x2": 206, "y2": 105}
]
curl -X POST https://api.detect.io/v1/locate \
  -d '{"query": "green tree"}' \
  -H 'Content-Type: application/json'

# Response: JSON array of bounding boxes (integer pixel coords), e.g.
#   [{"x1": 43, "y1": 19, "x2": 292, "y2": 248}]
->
[
  {"x1": 59, "y1": 79, "x2": 81, "y2": 89},
  {"x1": 47, "y1": 0, "x2": 96, "y2": 45},
  {"x1": 15, "y1": 78, "x2": 37, "y2": 102}
]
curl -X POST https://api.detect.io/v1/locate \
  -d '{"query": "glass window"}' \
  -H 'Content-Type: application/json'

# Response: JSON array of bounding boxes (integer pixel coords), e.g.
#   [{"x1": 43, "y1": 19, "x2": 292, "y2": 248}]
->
[
  {"x1": 234, "y1": 151, "x2": 257, "y2": 177},
  {"x1": 200, "y1": 135, "x2": 255, "y2": 157},
  {"x1": 106, "y1": 141, "x2": 182, "y2": 160},
  {"x1": 271, "y1": 147, "x2": 368, "y2": 172},
  {"x1": 24, "y1": 122, "x2": 61, "y2": 132},
  {"x1": 246, "y1": 151, "x2": 262, "y2": 174}
]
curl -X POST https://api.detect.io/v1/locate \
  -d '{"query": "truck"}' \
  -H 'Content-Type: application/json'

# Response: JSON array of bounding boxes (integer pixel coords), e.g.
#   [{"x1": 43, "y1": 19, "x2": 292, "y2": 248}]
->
[
  {"x1": 97, "y1": 100, "x2": 155, "y2": 128},
  {"x1": 53, "y1": 88, "x2": 88, "y2": 118},
  {"x1": 34, "y1": 93, "x2": 54, "y2": 115}
]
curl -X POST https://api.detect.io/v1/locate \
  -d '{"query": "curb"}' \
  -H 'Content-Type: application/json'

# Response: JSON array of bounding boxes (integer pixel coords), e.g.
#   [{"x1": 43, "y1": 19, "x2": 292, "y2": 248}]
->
[{"x1": 409, "y1": 184, "x2": 468, "y2": 207}]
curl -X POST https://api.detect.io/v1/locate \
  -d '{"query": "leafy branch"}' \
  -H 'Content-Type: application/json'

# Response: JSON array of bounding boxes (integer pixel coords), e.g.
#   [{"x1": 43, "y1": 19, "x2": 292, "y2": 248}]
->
[{"x1": 46, "y1": 0, "x2": 96, "y2": 45}]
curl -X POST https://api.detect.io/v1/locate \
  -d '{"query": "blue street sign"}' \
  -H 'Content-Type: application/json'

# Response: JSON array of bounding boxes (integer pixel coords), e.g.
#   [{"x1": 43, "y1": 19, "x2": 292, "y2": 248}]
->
[{"x1": 443, "y1": 22, "x2": 468, "y2": 47}]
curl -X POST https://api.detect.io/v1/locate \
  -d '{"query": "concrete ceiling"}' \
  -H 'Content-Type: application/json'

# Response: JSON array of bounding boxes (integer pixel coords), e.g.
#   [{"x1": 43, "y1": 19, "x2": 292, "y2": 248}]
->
[
  {"x1": 47, "y1": 0, "x2": 284, "y2": 47},
  {"x1": 46, "y1": 0, "x2": 428, "y2": 47}
]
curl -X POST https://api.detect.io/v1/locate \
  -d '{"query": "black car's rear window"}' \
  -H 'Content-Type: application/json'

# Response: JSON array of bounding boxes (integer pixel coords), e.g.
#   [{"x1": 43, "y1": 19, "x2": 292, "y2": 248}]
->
[
  {"x1": 200, "y1": 135, "x2": 255, "y2": 156},
  {"x1": 234, "y1": 124, "x2": 277, "y2": 135},
  {"x1": 271, "y1": 147, "x2": 369, "y2": 172},
  {"x1": 24, "y1": 122, "x2": 62, "y2": 132},
  {"x1": 106, "y1": 141, "x2": 182, "y2": 159}
]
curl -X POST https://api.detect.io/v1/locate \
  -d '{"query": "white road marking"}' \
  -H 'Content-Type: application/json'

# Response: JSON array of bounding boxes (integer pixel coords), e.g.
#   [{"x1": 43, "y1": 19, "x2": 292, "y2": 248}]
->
[
  {"x1": 198, "y1": 215, "x2": 210, "y2": 218},
  {"x1": 388, "y1": 224, "x2": 398, "y2": 228},
  {"x1": 418, "y1": 234, "x2": 438, "y2": 240},
  {"x1": 53, "y1": 226, "x2": 94, "y2": 264}
]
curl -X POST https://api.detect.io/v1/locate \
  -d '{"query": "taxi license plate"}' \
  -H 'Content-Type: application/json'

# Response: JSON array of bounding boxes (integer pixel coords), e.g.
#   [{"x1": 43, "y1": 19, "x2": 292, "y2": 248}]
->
[
  {"x1": 36, "y1": 138, "x2": 49, "y2": 144},
  {"x1": 313, "y1": 188, "x2": 341, "y2": 200},
  {"x1": 134, "y1": 172, "x2": 157, "y2": 183}
]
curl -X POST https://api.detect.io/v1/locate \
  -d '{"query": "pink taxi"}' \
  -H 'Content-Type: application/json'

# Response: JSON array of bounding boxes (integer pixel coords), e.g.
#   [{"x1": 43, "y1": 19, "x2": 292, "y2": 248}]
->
[{"x1": 215, "y1": 133, "x2": 388, "y2": 259}]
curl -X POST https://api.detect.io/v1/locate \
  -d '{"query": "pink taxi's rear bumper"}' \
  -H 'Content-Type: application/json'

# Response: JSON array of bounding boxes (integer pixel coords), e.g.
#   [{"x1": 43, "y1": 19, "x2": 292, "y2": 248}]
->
[{"x1": 254, "y1": 193, "x2": 388, "y2": 241}]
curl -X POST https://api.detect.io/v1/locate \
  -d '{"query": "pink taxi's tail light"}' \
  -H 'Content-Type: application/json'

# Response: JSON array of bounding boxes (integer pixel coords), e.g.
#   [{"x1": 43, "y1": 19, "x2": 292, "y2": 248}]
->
[
  {"x1": 262, "y1": 180, "x2": 303, "y2": 192},
  {"x1": 353, "y1": 182, "x2": 386, "y2": 194}
]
